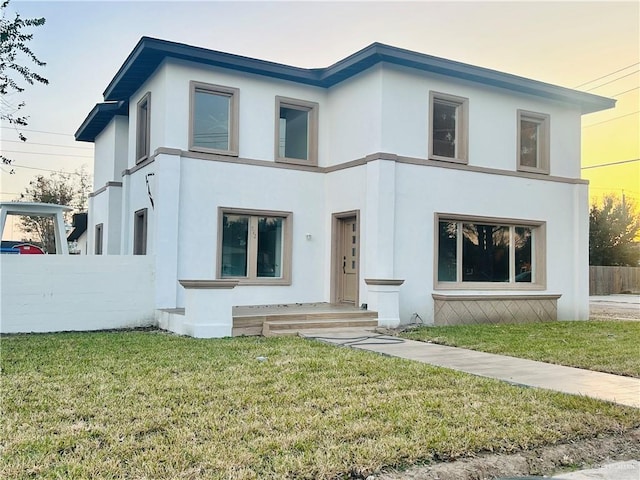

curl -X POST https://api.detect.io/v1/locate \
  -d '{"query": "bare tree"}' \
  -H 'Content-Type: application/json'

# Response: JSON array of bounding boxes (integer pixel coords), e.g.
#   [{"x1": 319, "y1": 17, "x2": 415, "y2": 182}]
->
[{"x1": 1, "y1": 0, "x2": 48, "y2": 171}]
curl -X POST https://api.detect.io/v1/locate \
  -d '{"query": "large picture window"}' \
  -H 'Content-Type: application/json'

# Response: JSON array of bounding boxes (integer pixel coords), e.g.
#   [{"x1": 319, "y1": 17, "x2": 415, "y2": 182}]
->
[
  {"x1": 218, "y1": 208, "x2": 292, "y2": 285},
  {"x1": 275, "y1": 96, "x2": 318, "y2": 166},
  {"x1": 517, "y1": 110, "x2": 550, "y2": 174},
  {"x1": 429, "y1": 91, "x2": 468, "y2": 163},
  {"x1": 189, "y1": 81, "x2": 239, "y2": 156},
  {"x1": 436, "y1": 215, "x2": 545, "y2": 289}
]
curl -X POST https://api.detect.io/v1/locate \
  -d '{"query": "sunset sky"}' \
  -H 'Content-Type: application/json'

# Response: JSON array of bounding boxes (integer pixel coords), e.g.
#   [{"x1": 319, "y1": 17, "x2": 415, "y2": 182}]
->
[{"x1": 1, "y1": 1, "x2": 638, "y2": 240}]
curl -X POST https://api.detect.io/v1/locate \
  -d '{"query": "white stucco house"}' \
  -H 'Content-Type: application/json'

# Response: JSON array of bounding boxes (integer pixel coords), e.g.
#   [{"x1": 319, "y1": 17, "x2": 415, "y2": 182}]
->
[{"x1": 75, "y1": 37, "x2": 614, "y2": 337}]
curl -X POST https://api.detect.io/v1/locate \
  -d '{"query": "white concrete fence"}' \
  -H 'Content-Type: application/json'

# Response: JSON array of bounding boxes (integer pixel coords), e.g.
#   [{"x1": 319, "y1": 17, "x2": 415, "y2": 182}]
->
[{"x1": 1, "y1": 255, "x2": 155, "y2": 334}]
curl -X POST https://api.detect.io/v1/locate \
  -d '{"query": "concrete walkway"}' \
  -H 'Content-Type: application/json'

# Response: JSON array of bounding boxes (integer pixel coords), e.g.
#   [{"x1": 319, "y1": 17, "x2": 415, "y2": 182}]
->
[{"x1": 301, "y1": 329, "x2": 640, "y2": 408}]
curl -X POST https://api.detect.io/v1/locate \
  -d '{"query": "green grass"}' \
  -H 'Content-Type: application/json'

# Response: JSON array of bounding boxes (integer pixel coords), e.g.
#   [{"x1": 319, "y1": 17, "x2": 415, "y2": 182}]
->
[
  {"x1": 402, "y1": 321, "x2": 640, "y2": 378},
  {"x1": 2, "y1": 331, "x2": 639, "y2": 479}
]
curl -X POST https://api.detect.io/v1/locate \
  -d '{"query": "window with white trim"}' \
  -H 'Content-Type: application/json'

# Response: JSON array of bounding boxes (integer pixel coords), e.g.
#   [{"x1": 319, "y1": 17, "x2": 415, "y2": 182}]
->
[
  {"x1": 190, "y1": 81, "x2": 239, "y2": 156},
  {"x1": 436, "y1": 215, "x2": 545, "y2": 289},
  {"x1": 218, "y1": 208, "x2": 292, "y2": 285},
  {"x1": 429, "y1": 91, "x2": 468, "y2": 163},
  {"x1": 517, "y1": 110, "x2": 550, "y2": 174}
]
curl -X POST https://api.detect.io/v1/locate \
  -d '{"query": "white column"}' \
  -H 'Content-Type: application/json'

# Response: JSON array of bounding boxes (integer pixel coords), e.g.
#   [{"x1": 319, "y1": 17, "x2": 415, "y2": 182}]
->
[
  {"x1": 365, "y1": 279, "x2": 404, "y2": 328},
  {"x1": 179, "y1": 280, "x2": 238, "y2": 338},
  {"x1": 153, "y1": 153, "x2": 181, "y2": 308},
  {"x1": 53, "y1": 212, "x2": 69, "y2": 255},
  {"x1": 364, "y1": 158, "x2": 396, "y2": 278}
]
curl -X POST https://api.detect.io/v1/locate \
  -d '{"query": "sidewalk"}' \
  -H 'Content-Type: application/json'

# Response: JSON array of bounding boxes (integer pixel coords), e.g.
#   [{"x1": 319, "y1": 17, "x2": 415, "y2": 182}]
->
[{"x1": 302, "y1": 328, "x2": 640, "y2": 408}]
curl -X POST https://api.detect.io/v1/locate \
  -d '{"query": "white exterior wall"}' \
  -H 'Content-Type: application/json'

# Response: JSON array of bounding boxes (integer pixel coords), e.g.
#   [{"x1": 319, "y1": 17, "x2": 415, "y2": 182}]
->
[
  {"x1": 0, "y1": 255, "x2": 155, "y2": 333},
  {"x1": 93, "y1": 116, "x2": 129, "y2": 188},
  {"x1": 87, "y1": 59, "x2": 590, "y2": 325},
  {"x1": 379, "y1": 65, "x2": 583, "y2": 177},
  {"x1": 393, "y1": 163, "x2": 589, "y2": 322}
]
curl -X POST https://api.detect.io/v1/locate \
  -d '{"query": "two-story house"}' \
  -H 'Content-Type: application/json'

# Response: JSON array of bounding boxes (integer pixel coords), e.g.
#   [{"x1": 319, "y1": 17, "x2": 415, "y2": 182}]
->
[{"x1": 75, "y1": 37, "x2": 614, "y2": 336}]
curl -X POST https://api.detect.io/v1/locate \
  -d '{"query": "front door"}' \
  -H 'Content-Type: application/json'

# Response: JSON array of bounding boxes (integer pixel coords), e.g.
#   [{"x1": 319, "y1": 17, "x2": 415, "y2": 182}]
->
[{"x1": 333, "y1": 213, "x2": 359, "y2": 304}]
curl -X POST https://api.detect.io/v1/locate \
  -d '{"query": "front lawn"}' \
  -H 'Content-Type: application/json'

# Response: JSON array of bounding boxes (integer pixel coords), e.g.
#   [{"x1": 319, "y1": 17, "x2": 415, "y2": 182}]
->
[
  {"x1": 402, "y1": 321, "x2": 640, "y2": 378},
  {"x1": 2, "y1": 331, "x2": 639, "y2": 479}
]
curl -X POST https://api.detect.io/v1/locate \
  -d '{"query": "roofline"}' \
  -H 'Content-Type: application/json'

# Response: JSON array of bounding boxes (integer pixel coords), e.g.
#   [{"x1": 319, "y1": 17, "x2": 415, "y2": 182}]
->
[
  {"x1": 75, "y1": 101, "x2": 127, "y2": 142},
  {"x1": 76, "y1": 37, "x2": 615, "y2": 142}
]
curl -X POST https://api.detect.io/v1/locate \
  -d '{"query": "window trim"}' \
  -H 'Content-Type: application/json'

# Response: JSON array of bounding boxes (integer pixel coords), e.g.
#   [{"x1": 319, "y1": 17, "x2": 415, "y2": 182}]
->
[
  {"x1": 94, "y1": 223, "x2": 103, "y2": 255},
  {"x1": 433, "y1": 213, "x2": 546, "y2": 291},
  {"x1": 133, "y1": 208, "x2": 148, "y2": 255},
  {"x1": 274, "y1": 96, "x2": 319, "y2": 166},
  {"x1": 517, "y1": 109, "x2": 550, "y2": 174},
  {"x1": 428, "y1": 91, "x2": 469, "y2": 164},
  {"x1": 135, "y1": 92, "x2": 151, "y2": 164},
  {"x1": 189, "y1": 81, "x2": 240, "y2": 157},
  {"x1": 216, "y1": 207, "x2": 292, "y2": 285}
]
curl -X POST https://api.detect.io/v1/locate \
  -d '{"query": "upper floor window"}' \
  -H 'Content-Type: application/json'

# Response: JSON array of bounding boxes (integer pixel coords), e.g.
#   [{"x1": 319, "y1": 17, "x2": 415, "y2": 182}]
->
[
  {"x1": 429, "y1": 91, "x2": 468, "y2": 164},
  {"x1": 517, "y1": 110, "x2": 550, "y2": 174},
  {"x1": 136, "y1": 92, "x2": 150, "y2": 163},
  {"x1": 436, "y1": 214, "x2": 546, "y2": 290},
  {"x1": 189, "y1": 81, "x2": 239, "y2": 156},
  {"x1": 275, "y1": 96, "x2": 318, "y2": 166},
  {"x1": 218, "y1": 207, "x2": 292, "y2": 285}
]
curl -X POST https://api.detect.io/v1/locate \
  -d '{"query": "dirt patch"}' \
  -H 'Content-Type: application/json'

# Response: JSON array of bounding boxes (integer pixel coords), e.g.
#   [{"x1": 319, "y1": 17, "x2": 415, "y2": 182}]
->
[
  {"x1": 590, "y1": 305, "x2": 640, "y2": 321},
  {"x1": 372, "y1": 428, "x2": 640, "y2": 480}
]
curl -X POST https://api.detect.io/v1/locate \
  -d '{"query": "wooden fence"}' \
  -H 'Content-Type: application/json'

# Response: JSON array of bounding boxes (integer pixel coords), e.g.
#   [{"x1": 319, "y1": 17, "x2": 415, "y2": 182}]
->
[{"x1": 589, "y1": 266, "x2": 640, "y2": 295}]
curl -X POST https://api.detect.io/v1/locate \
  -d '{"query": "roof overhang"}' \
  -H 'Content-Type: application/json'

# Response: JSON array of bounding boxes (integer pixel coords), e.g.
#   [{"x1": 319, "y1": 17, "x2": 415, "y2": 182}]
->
[
  {"x1": 76, "y1": 37, "x2": 616, "y2": 143},
  {"x1": 75, "y1": 101, "x2": 128, "y2": 142}
]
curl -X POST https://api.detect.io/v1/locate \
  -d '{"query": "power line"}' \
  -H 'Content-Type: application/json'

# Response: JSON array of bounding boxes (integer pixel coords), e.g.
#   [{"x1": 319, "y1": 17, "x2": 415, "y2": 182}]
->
[
  {"x1": 611, "y1": 86, "x2": 639, "y2": 97},
  {"x1": 581, "y1": 158, "x2": 640, "y2": 170},
  {"x1": 585, "y1": 70, "x2": 639, "y2": 92},
  {"x1": 8, "y1": 164, "x2": 86, "y2": 175},
  {"x1": 582, "y1": 110, "x2": 639, "y2": 128},
  {"x1": 574, "y1": 62, "x2": 639, "y2": 88},
  {"x1": 1, "y1": 139, "x2": 92, "y2": 150},
  {"x1": 1, "y1": 126, "x2": 75, "y2": 137},
  {"x1": 0, "y1": 149, "x2": 92, "y2": 158}
]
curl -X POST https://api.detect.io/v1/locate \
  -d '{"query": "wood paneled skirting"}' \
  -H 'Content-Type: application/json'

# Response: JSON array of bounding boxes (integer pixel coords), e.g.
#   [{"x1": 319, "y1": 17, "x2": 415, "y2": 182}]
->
[{"x1": 432, "y1": 294, "x2": 561, "y2": 326}]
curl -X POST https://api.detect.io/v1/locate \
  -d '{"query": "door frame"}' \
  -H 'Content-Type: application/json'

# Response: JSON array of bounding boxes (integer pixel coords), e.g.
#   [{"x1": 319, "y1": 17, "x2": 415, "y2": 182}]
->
[{"x1": 330, "y1": 210, "x2": 360, "y2": 305}]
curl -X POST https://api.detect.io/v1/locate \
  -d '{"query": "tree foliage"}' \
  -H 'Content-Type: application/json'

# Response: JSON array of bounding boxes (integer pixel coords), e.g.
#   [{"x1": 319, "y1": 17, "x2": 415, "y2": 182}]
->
[
  {"x1": 19, "y1": 168, "x2": 91, "y2": 253},
  {"x1": 589, "y1": 195, "x2": 640, "y2": 266},
  {"x1": 0, "y1": 0, "x2": 48, "y2": 170}
]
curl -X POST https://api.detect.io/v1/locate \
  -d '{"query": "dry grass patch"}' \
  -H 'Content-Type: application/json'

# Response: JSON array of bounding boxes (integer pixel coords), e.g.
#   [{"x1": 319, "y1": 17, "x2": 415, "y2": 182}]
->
[
  {"x1": 2, "y1": 331, "x2": 639, "y2": 479},
  {"x1": 402, "y1": 320, "x2": 640, "y2": 377}
]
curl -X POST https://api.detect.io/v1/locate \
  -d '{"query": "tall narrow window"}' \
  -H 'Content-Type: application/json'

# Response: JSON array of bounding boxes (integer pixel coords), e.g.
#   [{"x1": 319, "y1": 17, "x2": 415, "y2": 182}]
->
[
  {"x1": 219, "y1": 208, "x2": 292, "y2": 285},
  {"x1": 95, "y1": 224, "x2": 103, "y2": 255},
  {"x1": 189, "y1": 82, "x2": 239, "y2": 156},
  {"x1": 429, "y1": 92, "x2": 468, "y2": 163},
  {"x1": 435, "y1": 215, "x2": 545, "y2": 289},
  {"x1": 136, "y1": 92, "x2": 151, "y2": 163},
  {"x1": 133, "y1": 208, "x2": 147, "y2": 255},
  {"x1": 275, "y1": 96, "x2": 318, "y2": 166},
  {"x1": 517, "y1": 110, "x2": 550, "y2": 174}
]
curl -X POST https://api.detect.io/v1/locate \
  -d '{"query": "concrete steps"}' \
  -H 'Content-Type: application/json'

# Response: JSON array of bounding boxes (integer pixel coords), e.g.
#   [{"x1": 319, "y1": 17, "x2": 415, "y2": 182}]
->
[{"x1": 231, "y1": 304, "x2": 378, "y2": 337}]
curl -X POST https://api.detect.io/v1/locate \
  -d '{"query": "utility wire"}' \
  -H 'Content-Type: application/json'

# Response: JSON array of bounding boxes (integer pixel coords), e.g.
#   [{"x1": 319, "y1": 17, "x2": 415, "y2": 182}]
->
[
  {"x1": 1, "y1": 126, "x2": 75, "y2": 136},
  {"x1": 581, "y1": 158, "x2": 640, "y2": 170},
  {"x1": 585, "y1": 70, "x2": 639, "y2": 92},
  {"x1": 1, "y1": 139, "x2": 92, "y2": 150},
  {"x1": 611, "y1": 86, "x2": 639, "y2": 97},
  {"x1": 574, "y1": 62, "x2": 639, "y2": 88},
  {"x1": 582, "y1": 110, "x2": 639, "y2": 128},
  {"x1": 8, "y1": 164, "x2": 86, "y2": 175},
  {"x1": 0, "y1": 149, "x2": 92, "y2": 158}
]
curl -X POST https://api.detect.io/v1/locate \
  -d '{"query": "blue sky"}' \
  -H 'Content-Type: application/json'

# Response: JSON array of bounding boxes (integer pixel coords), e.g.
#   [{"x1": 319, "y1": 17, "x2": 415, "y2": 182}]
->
[{"x1": 1, "y1": 1, "x2": 638, "y2": 238}]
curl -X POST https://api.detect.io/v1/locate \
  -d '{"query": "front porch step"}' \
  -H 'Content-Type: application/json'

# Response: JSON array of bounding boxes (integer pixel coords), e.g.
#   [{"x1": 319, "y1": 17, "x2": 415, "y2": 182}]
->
[
  {"x1": 262, "y1": 317, "x2": 379, "y2": 337},
  {"x1": 231, "y1": 303, "x2": 378, "y2": 337}
]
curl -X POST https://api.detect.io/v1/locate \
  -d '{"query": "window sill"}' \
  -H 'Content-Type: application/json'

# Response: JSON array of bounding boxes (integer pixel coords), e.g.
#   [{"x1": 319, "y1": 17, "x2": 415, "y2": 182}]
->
[
  {"x1": 219, "y1": 277, "x2": 291, "y2": 286},
  {"x1": 429, "y1": 155, "x2": 468, "y2": 165},
  {"x1": 275, "y1": 156, "x2": 317, "y2": 167},
  {"x1": 435, "y1": 282, "x2": 546, "y2": 291},
  {"x1": 135, "y1": 154, "x2": 149, "y2": 165},
  {"x1": 517, "y1": 165, "x2": 549, "y2": 175},
  {"x1": 189, "y1": 146, "x2": 239, "y2": 157}
]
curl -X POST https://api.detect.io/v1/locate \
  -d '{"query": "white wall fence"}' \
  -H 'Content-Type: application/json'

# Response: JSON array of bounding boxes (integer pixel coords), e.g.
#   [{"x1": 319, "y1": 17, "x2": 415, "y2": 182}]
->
[{"x1": 1, "y1": 255, "x2": 155, "y2": 334}]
